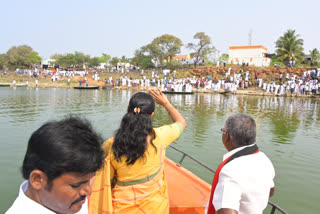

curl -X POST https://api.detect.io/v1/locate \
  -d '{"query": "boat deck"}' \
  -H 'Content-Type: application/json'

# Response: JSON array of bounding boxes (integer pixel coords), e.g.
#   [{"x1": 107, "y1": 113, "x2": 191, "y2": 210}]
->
[{"x1": 165, "y1": 158, "x2": 210, "y2": 213}]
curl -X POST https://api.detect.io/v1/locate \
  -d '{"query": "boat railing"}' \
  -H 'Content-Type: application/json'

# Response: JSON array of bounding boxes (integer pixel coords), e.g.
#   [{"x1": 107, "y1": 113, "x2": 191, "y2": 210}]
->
[{"x1": 169, "y1": 145, "x2": 288, "y2": 214}]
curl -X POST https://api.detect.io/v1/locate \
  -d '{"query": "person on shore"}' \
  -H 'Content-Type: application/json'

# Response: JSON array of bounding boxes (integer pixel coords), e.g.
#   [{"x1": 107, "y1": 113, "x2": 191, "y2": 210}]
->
[
  {"x1": 5, "y1": 116, "x2": 105, "y2": 214},
  {"x1": 35, "y1": 79, "x2": 38, "y2": 87},
  {"x1": 89, "y1": 89, "x2": 186, "y2": 214},
  {"x1": 206, "y1": 113, "x2": 275, "y2": 214}
]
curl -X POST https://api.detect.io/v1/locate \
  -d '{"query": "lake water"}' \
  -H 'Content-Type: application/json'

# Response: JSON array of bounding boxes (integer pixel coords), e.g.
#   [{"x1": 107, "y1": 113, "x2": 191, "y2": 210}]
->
[{"x1": 0, "y1": 88, "x2": 319, "y2": 213}]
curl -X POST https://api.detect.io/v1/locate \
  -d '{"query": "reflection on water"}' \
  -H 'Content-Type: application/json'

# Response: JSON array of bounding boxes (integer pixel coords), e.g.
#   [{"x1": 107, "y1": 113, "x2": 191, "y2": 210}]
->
[{"x1": 0, "y1": 88, "x2": 319, "y2": 213}]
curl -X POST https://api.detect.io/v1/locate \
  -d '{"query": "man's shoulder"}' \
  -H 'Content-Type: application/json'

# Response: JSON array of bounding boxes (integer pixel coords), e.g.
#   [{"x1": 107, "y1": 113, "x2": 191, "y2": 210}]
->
[
  {"x1": 222, "y1": 150, "x2": 275, "y2": 176},
  {"x1": 5, "y1": 181, "x2": 57, "y2": 214},
  {"x1": 5, "y1": 194, "x2": 30, "y2": 214}
]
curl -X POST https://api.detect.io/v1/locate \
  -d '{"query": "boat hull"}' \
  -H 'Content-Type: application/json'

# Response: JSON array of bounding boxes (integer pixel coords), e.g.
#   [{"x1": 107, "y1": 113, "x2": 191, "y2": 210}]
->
[
  {"x1": 165, "y1": 158, "x2": 210, "y2": 213},
  {"x1": 0, "y1": 83, "x2": 10, "y2": 87},
  {"x1": 162, "y1": 91, "x2": 194, "y2": 95},
  {"x1": 74, "y1": 85, "x2": 100, "y2": 89}
]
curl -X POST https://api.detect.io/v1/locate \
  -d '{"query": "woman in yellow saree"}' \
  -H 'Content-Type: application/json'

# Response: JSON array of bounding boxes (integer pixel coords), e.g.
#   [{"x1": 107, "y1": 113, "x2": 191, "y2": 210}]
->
[{"x1": 89, "y1": 88, "x2": 186, "y2": 214}]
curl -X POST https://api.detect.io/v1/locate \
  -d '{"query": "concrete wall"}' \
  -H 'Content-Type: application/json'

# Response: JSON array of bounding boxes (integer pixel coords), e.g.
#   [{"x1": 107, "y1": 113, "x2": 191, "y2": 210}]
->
[{"x1": 228, "y1": 48, "x2": 271, "y2": 66}]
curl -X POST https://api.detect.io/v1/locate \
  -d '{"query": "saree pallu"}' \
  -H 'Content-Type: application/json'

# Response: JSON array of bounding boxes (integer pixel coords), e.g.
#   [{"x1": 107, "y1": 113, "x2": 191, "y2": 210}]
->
[
  {"x1": 89, "y1": 160, "x2": 169, "y2": 214},
  {"x1": 88, "y1": 155, "x2": 113, "y2": 214}
]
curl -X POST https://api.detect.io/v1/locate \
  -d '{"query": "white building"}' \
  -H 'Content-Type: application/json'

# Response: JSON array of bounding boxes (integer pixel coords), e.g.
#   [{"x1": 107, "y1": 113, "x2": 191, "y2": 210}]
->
[
  {"x1": 41, "y1": 58, "x2": 56, "y2": 67},
  {"x1": 228, "y1": 45, "x2": 271, "y2": 66}
]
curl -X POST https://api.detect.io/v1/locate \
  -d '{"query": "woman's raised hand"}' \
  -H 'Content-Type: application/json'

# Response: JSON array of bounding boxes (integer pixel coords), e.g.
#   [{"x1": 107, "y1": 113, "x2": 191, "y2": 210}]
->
[{"x1": 148, "y1": 88, "x2": 169, "y2": 106}]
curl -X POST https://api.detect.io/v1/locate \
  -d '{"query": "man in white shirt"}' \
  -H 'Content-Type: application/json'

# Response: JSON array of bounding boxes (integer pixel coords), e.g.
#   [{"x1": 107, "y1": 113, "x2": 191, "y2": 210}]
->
[
  {"x1": 207, "y1": 113, "x2": 275, "y2": 214},
  {"x1": 6, "y1": 116, "x2": 105, "y2": 214}
]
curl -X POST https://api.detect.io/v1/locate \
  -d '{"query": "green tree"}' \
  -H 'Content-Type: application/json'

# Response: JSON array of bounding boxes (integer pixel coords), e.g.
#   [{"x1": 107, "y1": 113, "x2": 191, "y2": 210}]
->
[
  {"x1": 101, "y1": 53, "x2": 111, "y2": 64},
  {"x1": 270, "y1": 55, "x2": 284, "y2": 67},
  {"x1": 54, "y1": 53, "x2": 75, "y2": 68},
  {"x1": 131, "y1": 49, "x2": 154, "y2": 69},
  {"x1": 275, "y1": 29, "x2": 304, "y2": 64},
  {"x1": 54, "y1": 52, "x2": 90, "y2": 68},
  {"x1": 219, "y1": 53, "x2": 229, "y2": 61},
  {"x1": 110, "y1": 57, "x2": 120, "y2": 66},
  {"x1": 140, "y1": 44, "x2": 161, "y2": 65},
  {"x1": 187, "y1": 32, "x2": 215, "y2": 61},
  {"x1": 151, "y1": 34, "x2": 183, "y2": 63},
  {"x1": 120, "y1": 55, "x2": 130, "y2": 63},
  {"x1": 309, "y1": 48, "x2": 319, "y2": 66},
  {"x1": 6, "y1": 45, "x2": 42, "y2": 68},
  {"x1": 0, "y1": 54, "x2": 8, "y2": 69},
  {"x1": 74, "y1": 51, "x2": 90, "y2": 67},
  {"x1": 89, "y1": 57, "x2": 103, "y2": 67}
]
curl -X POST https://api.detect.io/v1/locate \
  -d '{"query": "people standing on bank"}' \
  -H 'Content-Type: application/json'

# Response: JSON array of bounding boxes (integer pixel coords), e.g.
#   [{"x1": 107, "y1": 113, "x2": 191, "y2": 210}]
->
[
  {"x1": 5, "y1": 116, "x2": 105, "y2": 214},
  {"x1": 206, "y1": 113, "x2": 275, "y2": 214},
  {"x1": 89, "y1": 89, "x2": 186, "y2": 214}
]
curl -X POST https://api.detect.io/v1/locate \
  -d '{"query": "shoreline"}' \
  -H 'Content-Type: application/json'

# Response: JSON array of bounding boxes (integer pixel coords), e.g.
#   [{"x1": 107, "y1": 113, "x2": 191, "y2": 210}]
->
[
  {"x1": 1, "y1": 67, "x2": 319, "y2": 99},
  {"x1": 1, "y1": 82, "x2": 319, "y2": 99}
]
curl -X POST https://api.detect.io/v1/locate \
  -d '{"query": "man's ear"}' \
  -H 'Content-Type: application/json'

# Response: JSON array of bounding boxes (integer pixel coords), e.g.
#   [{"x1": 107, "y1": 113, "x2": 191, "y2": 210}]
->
[
  {"x1": 29, "y1": 169, "x2": 47, "y2": 190},
  {"x1": 150, "y1": 112, "x2": 154, "y2": 119}
]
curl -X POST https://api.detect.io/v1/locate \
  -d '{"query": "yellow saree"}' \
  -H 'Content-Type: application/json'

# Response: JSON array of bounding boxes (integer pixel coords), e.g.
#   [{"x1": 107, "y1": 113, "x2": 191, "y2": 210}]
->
[{"x1": 89, "y1": 123, "x2": 181, "y2": 214}]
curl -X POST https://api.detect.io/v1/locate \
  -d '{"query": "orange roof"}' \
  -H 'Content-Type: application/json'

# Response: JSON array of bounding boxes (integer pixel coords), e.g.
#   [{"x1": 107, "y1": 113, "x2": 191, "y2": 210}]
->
[
  {"x1": 229, "y1": 45, "x2": 268, "y2": 51},
  {"x1": 172, "y1": 55, "x2": 189, "y2": 60}
]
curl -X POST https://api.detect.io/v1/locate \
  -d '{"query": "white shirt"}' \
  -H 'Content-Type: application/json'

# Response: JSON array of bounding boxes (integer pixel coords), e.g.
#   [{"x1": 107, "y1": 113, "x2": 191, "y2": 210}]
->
[
  {"x1": 6, "y1": 180, "x2": 88, "y2": 214},
  {"x1": 212, "y1": 144, "x2": 275, "y2": 214}
]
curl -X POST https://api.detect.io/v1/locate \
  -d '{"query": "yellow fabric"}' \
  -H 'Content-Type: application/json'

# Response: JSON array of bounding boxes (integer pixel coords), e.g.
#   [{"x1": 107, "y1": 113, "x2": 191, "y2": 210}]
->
[
  {"x1": 89, "y1": 123, "x2": 181, "y2": 214},
  {"x1": 88, "y1": 141, "x2": 113, "y2": 214}
]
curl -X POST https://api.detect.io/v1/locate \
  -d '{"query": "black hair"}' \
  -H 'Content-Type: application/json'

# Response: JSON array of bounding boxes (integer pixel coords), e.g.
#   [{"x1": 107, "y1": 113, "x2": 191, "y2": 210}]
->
[
  {"x1": 22, "y1": 116, "x2": 105, "y2": 183},
  {"x1": 225, "y1": 113, "x2": 256, "y2": 147},
  {"x1": 112, "y1": 92, "x2": 156, "y2": 165}
]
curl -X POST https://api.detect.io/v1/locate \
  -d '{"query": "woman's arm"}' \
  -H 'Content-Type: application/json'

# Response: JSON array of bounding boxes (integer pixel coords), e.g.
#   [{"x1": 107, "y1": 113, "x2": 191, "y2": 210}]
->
[{"x1": 148, "y1": 88, "x2": 186, "y2": 133}]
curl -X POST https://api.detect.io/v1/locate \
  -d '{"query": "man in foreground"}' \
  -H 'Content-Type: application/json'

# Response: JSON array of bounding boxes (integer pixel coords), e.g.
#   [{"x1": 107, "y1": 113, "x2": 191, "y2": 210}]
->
[
  {"x1": 6, "y1": 116, "x2": 105, "y2": 214},
  {"x1": 207, "y1": 113, "x2": 275, "y2": 214}
]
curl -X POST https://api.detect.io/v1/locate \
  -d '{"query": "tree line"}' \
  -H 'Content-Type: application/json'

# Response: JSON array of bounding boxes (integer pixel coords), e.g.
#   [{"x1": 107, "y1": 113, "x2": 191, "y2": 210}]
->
[{"x1": 0, "y1": 30, "x2": 319, "y2": 70}]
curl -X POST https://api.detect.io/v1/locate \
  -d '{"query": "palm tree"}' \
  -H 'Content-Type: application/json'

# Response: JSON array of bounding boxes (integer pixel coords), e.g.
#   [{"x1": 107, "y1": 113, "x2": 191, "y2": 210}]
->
[
  {"x1": 309, "y1": 48, "x2": 319, "y2": 66},
  {"x1": 275, "y1": 29, "x2": 304, "y2": 64}
]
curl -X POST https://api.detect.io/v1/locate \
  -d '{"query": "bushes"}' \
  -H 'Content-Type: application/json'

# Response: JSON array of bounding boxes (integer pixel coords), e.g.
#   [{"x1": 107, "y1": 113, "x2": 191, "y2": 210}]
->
[{"x1": 166, "y1": 61, "x2": 183, "y2": 70}]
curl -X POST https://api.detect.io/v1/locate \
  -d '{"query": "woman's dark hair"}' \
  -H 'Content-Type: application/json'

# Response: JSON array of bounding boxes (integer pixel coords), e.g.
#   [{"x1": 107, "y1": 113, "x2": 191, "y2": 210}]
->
[
  {"x1": 22, "y1": 116, "x2": 105, "y2": 184},
  {"x1": 113, "y1": 92, "x2": 156, "y2": 165}
]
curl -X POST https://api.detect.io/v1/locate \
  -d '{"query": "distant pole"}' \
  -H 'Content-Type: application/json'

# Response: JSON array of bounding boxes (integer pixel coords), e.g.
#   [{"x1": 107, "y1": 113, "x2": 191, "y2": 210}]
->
[{"x1": 248, "y1": 29, "x2": 253, "y2": 46}]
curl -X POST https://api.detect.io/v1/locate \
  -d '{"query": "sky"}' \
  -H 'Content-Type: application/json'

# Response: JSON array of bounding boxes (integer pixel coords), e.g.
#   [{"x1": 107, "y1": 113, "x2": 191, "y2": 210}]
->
[{"x1": 0, "y1": 0, "x2": 319, "y2": 59}]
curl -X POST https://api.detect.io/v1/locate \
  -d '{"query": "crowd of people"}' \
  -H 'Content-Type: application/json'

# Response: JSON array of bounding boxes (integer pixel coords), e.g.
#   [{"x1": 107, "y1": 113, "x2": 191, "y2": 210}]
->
[
  {"x1": 102, "y1": 67, "x2": 319, "y2": 97},
  {"x1": 6, "y1": 88, "x2": 276, "y2": 214},
  {"x1": 5, "y1": 66, "x2": 320, "y2": 97},
  {"x1": 258, "y1": 69, "x2": 320, "y2": 95}
]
